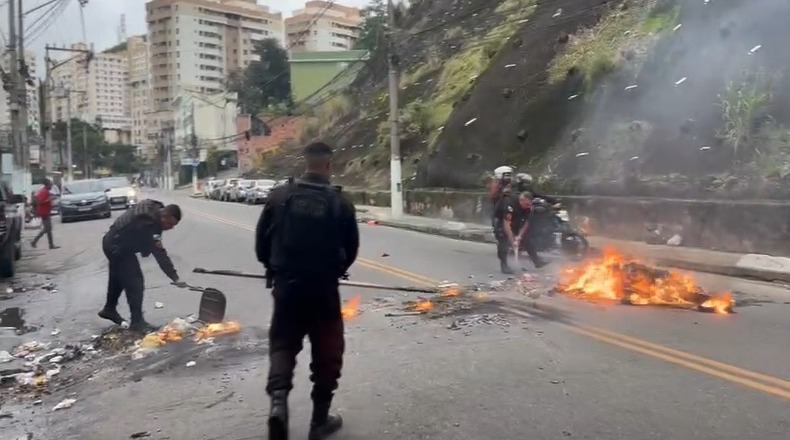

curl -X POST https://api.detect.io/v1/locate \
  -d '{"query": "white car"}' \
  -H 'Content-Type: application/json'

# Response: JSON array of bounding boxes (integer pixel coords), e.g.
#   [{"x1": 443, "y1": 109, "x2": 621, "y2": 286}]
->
[
  {"x1": 219, "y1": 179, "x2": 239, "y2": 201},
  {"x1": 203, "y1": 179, "x2": 222, "y2": 198},
  {"x1": 229, "y1": 180, "x2": 254, "y2": 202},
  {"x1": 246, "y1": 179, "x2": 278, "y2": 204},
  {"x1": 100, "y1": 177, "x2": 137, "y2": 210}
]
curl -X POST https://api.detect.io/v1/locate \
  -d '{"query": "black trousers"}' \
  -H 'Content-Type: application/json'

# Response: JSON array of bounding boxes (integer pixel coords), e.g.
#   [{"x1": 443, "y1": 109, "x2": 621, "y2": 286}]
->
[
  {"x1": 495, "y1": 229, "x2": 510, "y2": 264},
  {"x1": 102, "y1": 244, "x2": 146, "y2": 323},
  {"x1": 266, "y1": 278, "x2": 345, "y2": 402},
  {"x1": 518, "y1": 232, "x2": 542, "y2": 264}
]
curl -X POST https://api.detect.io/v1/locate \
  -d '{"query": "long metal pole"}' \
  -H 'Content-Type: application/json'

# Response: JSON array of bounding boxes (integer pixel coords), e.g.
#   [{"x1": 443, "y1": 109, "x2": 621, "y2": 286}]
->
[
  {"x1": 7, "y1": 0, "x2": 21, "y2": 171},
  {"x1": 387, "y1": 0, "x2": 403, "y2": 219},
  {"x1": 65, "y1": 92, "x2": 73, "y2": 181},
  {"x1": 17, "y1": 0, "x2": 29, "y2": 172},
  {"x1": 82, "y1": 123, "x2": 89, "y2": 178},
  {"x1": 43, "y1": 55, "x2": 54, "y2": 173}
]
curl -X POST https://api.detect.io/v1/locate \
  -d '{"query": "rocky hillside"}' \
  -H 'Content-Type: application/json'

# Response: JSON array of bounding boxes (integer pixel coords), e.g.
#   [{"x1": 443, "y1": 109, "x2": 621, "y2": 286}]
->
[{"x1": 265, "y1": 0, "x2": 790, "y2": 199}]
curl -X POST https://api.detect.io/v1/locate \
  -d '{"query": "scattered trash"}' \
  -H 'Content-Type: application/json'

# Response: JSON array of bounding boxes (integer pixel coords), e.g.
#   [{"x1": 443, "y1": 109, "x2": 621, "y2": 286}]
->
[
  {"x1": 52, "y1": 398, "x2": 77, "y2": 411},
  {"x1": 130, "y1": 432, "x2": 151, "y2": 439},
  {"x1": 629, "y1": 156, "x2": 640, "y2": 161},
  {"x1": 186, "y1": 361, "x2": 196, "y2": 368},
  {"x1": 50, "y1": 328, "x2": 61, "y2": 336},
  {"x1": 504, "y1": 63, "x2": 517, "y2": 68},
  {"x1": 700, "y1": 146, "x2": 711, "y2": 151},
  {"x1": 154, "y1": 302, "x2": 164, "y2": 309},
  {"x1": 624, "y1": 85, "x2": 638, "y2": 91},
  {"x1": 748, "y1": 44, "x2": 762, "y2": 55},
  {"x1": 381, "y1": 253, "x2": 390, "y2": 257},
  {"x1": 667, "y1": 234, "x2": 683, "y2": 246},
  {"x1": 0, "y1": 351, "x2": 13, "y2": 363},
  {"x1": 552, "y1": 8, "x2": 562, "y2": 18},
  {"x1": 704, "y1": 0, "x2": 711, "y2": 4},
  {"x1": 673, "y1": 24, "x2": 682, "y2": 31},
  {"x1": 447, "y1": 314, "x2": 510, "y2": 330},
  {"x1": 464, "y1": 117, "x2": 477, "y2": 127},
  {"x1": 366, "y1": 220, "x2": 378, "y2": 226},
  {"x1": 120, "y1": 321, "x2": 130, "y2": 330},
  {"x1": 675, "y1": 77, "x2": 687, "y2": 86},
  {"x1": 567, "y1": 94, "x2": 579, "y2": 101},
  {"x1": 575, "y1": 152, "x2": 589, "y2": 157}
]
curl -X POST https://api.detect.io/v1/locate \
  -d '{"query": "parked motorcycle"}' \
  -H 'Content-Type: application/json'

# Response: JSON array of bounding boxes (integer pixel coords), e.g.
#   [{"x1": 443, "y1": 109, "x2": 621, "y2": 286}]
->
[{"x1": 529, "y1": 198, "x2": 589, "y2": 260}]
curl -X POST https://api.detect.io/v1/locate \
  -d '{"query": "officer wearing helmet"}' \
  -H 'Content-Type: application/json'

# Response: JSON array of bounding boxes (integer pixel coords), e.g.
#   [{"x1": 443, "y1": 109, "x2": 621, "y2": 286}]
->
[{"x1": 514, "y1": 173, "x2": 558, "y2": 205}]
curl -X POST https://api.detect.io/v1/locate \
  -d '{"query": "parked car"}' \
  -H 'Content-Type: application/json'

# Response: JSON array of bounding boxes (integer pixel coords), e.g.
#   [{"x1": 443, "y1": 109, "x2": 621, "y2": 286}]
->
[
  {"x1": 0, "y1": 181, "x2": 24, "y2": 278},
  {"x1": 204, "y1": 179, "x2": 222, "y2": 199},
  {"x1": 29, "y1": 183, "x2": 61, "y2": 216},
  {"x1": 218, "y1": 178, "x2": 240, "y2": 201},
  {"x1": 229, "y1": 180, "x2": 254, "y2": 202},
  {"x1": 101, "y1": 176, "x2": 137, "y2": 210},
  {"x1": 246, "y1": 179, "x2": 278, "y2": 204},
  {"x1": 60, "y1": 179, "x2": 112, "y2": 223}
]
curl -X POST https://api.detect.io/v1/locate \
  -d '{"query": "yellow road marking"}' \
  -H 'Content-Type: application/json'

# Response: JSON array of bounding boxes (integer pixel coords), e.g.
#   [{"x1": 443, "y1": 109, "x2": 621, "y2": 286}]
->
[{"x1": 188, "y1": 208, "x2": 790, "y2": 401}]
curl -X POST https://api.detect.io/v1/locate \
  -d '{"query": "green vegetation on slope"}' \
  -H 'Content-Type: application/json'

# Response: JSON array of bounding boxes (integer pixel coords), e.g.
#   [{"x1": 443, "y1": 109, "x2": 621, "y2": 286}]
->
[{"x1": 547, "y1": 0, "x2": 678, "y2": 91}]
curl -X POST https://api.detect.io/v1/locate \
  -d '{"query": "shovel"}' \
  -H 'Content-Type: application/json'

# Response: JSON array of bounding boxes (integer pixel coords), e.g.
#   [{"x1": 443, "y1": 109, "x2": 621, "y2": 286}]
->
[
  {"x1": 174, "y1": 283, "x2": 227, "y2": 323},
  {"x1": 192, "y1": 267, "x2": 441, "y2": 294}
]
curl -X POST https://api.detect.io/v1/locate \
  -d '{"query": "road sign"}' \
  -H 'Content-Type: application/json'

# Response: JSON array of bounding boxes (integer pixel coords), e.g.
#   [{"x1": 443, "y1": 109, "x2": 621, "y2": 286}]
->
[{"x1": 181, "y1": 158, "x2": 199, "y2": 167}]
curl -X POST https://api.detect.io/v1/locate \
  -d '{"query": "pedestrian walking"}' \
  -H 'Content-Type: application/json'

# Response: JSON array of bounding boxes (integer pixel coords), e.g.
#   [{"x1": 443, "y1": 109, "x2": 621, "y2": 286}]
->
[
  {"x1": 30, "y1": 179, "x2": 60, "y2": 250},
  {"x1": 255, "y1": 142, "x2": 360, "y2": 440},
  {"x1": 98, "y1": 199, "x2": 186, "y2": 333}
]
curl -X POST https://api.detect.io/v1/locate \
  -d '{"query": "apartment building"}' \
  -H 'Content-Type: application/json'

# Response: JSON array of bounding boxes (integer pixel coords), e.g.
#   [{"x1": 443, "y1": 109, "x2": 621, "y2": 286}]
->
[
  {"x1": 285, "y1": 1, "x2": 362, "y2": 52},
  {"x1": 49, "y1": 43, "x2": 132, "y2": 144},
  {"x1": 126, "y1": 35, "x2": 155, "y2": 158},
  {"x1": 145, "y1": 0, "x2": 285, "y2": 118},
  {"x1": 0, "y1": 51, "x2": 40, "y2": 133}
]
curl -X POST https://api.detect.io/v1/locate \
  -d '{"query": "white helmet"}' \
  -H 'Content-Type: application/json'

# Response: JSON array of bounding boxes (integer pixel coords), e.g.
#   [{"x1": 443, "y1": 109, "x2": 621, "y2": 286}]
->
[
  {"x1": 516, "y1": 173, "x2": 533, "y2": 185},
  {"x1": 494, "y1": 166, "x2": 514, "y2": 179}
]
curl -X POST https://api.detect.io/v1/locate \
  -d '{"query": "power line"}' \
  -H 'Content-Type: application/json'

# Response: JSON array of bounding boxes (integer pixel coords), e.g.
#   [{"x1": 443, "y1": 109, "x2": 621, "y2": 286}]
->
[{"x1": 24, "y1": 0, "x2": 71, "y2": 45}]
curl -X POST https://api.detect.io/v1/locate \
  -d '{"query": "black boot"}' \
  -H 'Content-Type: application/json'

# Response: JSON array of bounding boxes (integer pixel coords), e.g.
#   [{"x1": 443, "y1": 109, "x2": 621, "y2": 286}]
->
[
  {"x1": 268, "y1": 390, "x2": 289, "y2": 440},
  {"x1": 98, "y1": 308, "x2": 125, "y2": 326},
  {"x1": 128, "y1": 320, "x2": 158, "y2": 334},
  {"x1": 308, "y1": 399, "x2": 343, "y2": 440},
  {"x1": 500, "y1": 261, "x2": 514, "y2": 275}
]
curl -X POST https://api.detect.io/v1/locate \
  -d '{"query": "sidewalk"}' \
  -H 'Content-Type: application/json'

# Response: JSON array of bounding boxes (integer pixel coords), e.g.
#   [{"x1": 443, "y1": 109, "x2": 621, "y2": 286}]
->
[{"x1": 356, "y1": 206, "x2": 790, "y2": 284}]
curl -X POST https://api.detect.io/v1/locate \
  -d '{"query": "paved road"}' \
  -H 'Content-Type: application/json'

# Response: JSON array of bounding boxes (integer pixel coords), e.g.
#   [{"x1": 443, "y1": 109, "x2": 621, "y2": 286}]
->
[{"x1": 2, "y1": 189, "x2": 789, "y2": 439}]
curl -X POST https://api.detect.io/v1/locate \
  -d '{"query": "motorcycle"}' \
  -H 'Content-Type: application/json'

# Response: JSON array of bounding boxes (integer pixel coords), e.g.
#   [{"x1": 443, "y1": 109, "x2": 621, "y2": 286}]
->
[{"x1": 528, "y1": 198, "x2": 589, "y2": 260}]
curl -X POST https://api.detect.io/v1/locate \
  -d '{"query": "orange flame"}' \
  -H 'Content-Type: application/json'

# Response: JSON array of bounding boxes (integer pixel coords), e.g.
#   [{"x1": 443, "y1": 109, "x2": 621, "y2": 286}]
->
[
  {"x1": 194, "y1": 321, "x2": 241, "y2": 340},
  {"x1": 559, "y1": 248, "x2": 734, "y2": 314},
  {"x1": 412, "y1": 300, "x2": 433, "y2": 312},
  {"x1": 440, "y1": 286, "x2": 461, "y2": 297},
  {"x1": 342, "y1": 296, "x2": 361, "y2": 320}
]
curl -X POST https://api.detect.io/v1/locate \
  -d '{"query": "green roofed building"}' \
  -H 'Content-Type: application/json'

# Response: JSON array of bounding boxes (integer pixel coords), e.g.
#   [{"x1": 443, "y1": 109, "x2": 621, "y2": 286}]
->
[{"x1": 289, "y1": 50, "x2": 369, "y2": 104}]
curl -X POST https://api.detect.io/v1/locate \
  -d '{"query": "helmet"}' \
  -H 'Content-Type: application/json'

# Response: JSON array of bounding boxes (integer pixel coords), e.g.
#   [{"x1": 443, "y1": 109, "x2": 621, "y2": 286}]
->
[
  {"x1": 516, "y1": 173, "x2": 533, "y2": 186},
  {"x1": 494, "y1": 166, "x2": 514, "y2": 180}
]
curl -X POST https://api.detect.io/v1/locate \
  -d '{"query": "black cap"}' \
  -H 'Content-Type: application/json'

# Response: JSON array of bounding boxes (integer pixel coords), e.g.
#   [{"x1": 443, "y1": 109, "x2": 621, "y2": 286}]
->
[{"x1": 164, "y1": 204, "x2": 182, "y2": 221}]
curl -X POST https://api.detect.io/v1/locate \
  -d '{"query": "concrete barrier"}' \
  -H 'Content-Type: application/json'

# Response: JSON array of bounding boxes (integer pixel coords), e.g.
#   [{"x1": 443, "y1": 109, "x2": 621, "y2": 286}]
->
[{"x1": 345, "y1": 189, "x2": 790, "y2": 256}]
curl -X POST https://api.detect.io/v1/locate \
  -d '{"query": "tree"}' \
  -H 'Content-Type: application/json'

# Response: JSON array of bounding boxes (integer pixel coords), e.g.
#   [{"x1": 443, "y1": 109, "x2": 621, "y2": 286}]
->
[
  {"x1": 51, "y1": 119, "x2": 141, "y2": 176},
  {"x1": 228, "y1": 38, "x2": 292, "y2": 115},
  {"x1": 355, "y1": 0, "x2": 387, "y2": 52}
]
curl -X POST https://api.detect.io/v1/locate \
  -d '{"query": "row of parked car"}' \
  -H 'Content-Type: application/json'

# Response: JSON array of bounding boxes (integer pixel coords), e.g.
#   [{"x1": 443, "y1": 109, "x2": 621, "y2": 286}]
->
[{"x1": 203, "y1": 178, "x2": 286, "y2": 204}]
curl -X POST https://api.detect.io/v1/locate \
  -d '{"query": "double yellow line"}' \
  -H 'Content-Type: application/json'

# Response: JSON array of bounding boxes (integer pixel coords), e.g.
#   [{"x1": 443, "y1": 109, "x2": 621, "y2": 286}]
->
[{"x1": 188, "y1": 208, "x2": 790, "y2": 401}]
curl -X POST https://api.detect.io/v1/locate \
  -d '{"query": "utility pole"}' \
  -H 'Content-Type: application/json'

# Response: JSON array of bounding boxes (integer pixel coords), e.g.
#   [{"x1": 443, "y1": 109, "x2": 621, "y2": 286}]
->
[
  {"x1": 6, "y1": 0, "x2": 22, "y2": 175},
  {"x1": 43, "y1": 46, "x2": 92, "y2": 181},
  {"x1": 386, "y1": 0, "x2": 403, "y2": 218},
  {"x1": 17, "y1": 0, "x2": 29, "y2": 173}
]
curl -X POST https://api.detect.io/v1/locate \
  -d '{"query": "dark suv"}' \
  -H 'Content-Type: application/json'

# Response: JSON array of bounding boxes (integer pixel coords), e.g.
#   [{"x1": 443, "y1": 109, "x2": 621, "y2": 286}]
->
[{"x1": 0, "y1": 181, "x2": 24, "y2": 277}]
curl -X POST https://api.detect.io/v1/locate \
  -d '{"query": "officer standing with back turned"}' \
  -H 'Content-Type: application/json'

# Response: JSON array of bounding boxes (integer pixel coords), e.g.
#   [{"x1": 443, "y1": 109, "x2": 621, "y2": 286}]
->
[{"x1": 255, "y1": 142, "x2": 360, "y2": 440}]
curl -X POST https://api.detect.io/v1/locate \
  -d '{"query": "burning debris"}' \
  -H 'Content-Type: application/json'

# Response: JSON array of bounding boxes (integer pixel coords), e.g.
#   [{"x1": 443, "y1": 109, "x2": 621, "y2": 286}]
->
[
  {"x1": 132, "y1": 318, "x2": 242, "y2": 359},
  {"x1": 556, "y1": 249, "x2": 735, "y2": 314},
  {"x1": 341, "y1": 296, "x2": 362, "y2": 320}
]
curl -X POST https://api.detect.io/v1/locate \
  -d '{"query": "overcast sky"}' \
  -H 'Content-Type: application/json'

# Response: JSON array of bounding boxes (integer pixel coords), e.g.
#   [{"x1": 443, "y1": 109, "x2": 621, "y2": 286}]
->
[{"x1": 0, "y1": 0, "x2": 369, "y2": 71}]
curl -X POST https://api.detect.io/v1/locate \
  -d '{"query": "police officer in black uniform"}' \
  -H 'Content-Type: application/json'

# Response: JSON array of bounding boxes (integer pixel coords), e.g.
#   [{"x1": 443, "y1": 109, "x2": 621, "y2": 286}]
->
[
  {"x1": 255, "y1": 142, "x2": 360, "y2": 440},
  {"x1": 511, "y1": 192, "x2": 547, "y2": 268},
  {"x1": 493, "y1": 183, "x2": 516, "y2": 274},
  {"x1": 98, "y1": 200, "x2": 184, "y2": 333}
]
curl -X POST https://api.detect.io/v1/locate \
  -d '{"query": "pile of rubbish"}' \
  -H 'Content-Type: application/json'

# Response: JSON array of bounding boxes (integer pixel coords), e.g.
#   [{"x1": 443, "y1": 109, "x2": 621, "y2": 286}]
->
[{"x1": 0, "y1": 340, "x2": 97, "y2": 393}]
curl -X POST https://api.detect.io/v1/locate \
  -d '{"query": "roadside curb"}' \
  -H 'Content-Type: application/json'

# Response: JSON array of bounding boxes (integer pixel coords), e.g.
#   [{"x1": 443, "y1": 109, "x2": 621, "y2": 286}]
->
[{"x1": 358, "y1": 213, "x2": 790, "y2": 284}]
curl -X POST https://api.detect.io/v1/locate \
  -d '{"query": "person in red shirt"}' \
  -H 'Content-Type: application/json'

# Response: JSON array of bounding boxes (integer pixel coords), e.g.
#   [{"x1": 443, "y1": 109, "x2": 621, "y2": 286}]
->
[{"x1": 31, "y1": 179, "x2": 60, "y2": 250}]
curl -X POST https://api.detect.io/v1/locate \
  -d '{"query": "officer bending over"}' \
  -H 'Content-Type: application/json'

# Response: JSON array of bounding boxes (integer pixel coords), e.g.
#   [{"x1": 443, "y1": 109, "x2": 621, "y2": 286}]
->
[
  {"x1": 511, "y1": 192, "x2": 547, "y2": 269},
  {"x1": 255, "y1": 142, "x2": 360, "y2": 440},
  {"x1": 98, "y1": 200, "x2": 184, "y2": 333}
]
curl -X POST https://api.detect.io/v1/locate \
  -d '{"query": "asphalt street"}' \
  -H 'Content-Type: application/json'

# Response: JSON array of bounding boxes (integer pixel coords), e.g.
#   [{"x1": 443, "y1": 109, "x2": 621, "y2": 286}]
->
[{"x1": 2, "y1": 188, "x2": 789, "y2": 440}]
